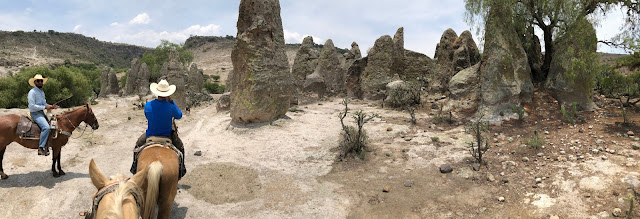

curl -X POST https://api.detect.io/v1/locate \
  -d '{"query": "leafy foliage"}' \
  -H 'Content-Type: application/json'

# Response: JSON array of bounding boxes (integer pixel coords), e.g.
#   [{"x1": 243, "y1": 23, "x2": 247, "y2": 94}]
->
[
  {"x1": 466, "y1": 117, "x2": 489, "y2": 165},
  {"x1": 140, "y1": 40, "x2": 194, "y2": 82},
  {"x1": 526, "y1": 130, "x2": 545, "y2": 149},
  {"x1": 0, "y1": 64, "x2": 99, "y2": 108},
  {"x1": 561, "y1": 102, "x2": 578, "y2": 124},
  {"x1": 203, "y1": 82, "x2": 225, "y2": 94}
]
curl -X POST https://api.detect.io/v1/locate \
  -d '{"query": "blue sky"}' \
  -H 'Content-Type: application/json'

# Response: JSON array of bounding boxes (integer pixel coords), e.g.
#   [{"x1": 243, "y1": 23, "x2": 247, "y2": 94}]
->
[{"x1": 0, "y1": 0, "x2": 629, "y2": 56}]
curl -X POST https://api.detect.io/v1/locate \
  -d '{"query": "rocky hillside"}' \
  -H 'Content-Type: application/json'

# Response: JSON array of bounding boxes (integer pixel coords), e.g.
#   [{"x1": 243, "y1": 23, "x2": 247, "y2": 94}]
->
[
  {"x1": 0, "y1": 30, "x2": 152, "y2": 75},
  {"x1": 185, "y1": 35, "x2": 348, "y2": 85}
]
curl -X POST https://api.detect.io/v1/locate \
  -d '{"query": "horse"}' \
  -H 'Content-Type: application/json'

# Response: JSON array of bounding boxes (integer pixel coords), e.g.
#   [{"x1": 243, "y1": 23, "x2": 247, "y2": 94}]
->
[
  {"x1": 135, "y1": 141, "x2": 180, "y2": 219},
  {"x1": 0, "y1": 103, "x2": 99, "y2": 179},
  {"x1": 87, "y1": 158, "x2": 154, "y2": 219}
]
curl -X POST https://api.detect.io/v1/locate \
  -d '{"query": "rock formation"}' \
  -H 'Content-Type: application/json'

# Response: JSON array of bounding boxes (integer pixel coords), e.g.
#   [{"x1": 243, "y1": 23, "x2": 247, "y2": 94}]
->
[
  {"x1": 477, "y1": 4, "x2": 533, "y2": 119},
  {"x1": 361, "y1": 35, "x2": 395, "y2": 100},
  {"x1": 230, "y1": 0, "x2": 293, "y2": 124},
  {"x1": 165, "y1": 50, "x2": 188, "y2": 110},
  {"x1": 291, "y1": 36, "x2": 319, "y2": 92},
  {"x1": 448, "y1": 64, "x2": 481, "y2": 112},
  {"x1": 546, "y1": 17, "x2": 597, "y2": 110},
  {"x1": 217, "y1": 92, "x2": 231, "y2": 111},
  {"x1": 346, "y1": 57, "x2": 367, "y2": 99},
  {"x1": 136, "y1": 63, "x2": 150, "y2": 96},
  {"x1": 452, "y1": 30, "x2": 480, "y2": 72},
  {"x1": 313, "y1": 39, "x2": 344, "y2": 94},
  {"x1": 123, "y1": 58, "x2": 141, "y2": 95},
  {"x1": 108, "y1": 69, "x2": 119, "y2": 95},
  {"x1": 392, "y1": 27, "x2": 405, "y2": 78},
  {"x1": 99, "y1": 67, "x2": 110, "y2": 97},
  {"x1": 188, "y1": 63, "x2": 204, "y2": 94}
]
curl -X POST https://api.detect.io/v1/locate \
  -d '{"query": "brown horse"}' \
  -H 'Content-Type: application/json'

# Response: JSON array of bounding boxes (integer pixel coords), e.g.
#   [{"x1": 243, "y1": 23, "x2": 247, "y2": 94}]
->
[
  {"x1": 136, "y1": 143, "x2": 180, "y2": 219},
  {"x1": 88, "y1": 158, "x2": 154, "y2": 219},
  {"x1": 0, "y1": 103, "x2": 99, "y2": 179}
]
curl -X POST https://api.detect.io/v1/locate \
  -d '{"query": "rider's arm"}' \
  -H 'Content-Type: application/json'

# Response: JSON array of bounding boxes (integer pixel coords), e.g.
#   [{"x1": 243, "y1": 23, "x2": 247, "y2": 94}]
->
[
  {"x1": 171, "y1": 101, "x2": 182, "y2": 120},
  {"x1": 27, "y1": 89, "x2": 46, "y2": 112}
]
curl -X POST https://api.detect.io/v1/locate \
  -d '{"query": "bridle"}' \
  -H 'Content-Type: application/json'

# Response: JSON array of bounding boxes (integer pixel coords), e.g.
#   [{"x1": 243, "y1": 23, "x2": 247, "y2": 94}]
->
[
  {"x1": 60, "y1": 105, "x2": 95, "y2": 139},
  {"x1": 85, "y1": 179, "x2": 143, "y2": 219}
]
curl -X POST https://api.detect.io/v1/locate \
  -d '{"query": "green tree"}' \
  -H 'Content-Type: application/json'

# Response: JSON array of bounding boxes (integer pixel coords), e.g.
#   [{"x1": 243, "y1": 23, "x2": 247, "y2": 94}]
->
[
  {"x1": 465, "y1": 0, "x2": 639, "y2": 82},
  {"x1": 140, "y1": 40, "x2": 194, "y2": 82}
]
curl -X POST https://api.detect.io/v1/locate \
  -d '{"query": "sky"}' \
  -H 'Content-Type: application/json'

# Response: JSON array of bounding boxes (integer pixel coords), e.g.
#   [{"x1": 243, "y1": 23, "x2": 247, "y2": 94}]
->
[{"x1": 0, "y1": 0, "x2": 630, "y2": 57}]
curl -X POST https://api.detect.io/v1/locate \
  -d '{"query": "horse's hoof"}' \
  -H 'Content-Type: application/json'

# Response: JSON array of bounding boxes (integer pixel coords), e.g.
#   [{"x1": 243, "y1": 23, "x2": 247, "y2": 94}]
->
[
  {"x1": 1, "y1": 174, "x2": 8, "y2": 180},
  {"x1": 53, "y1": 172, "x2": 60, "y2": 178},
  {"x1": 59, "y1": 171, "x2": 66, "y2": 176}
]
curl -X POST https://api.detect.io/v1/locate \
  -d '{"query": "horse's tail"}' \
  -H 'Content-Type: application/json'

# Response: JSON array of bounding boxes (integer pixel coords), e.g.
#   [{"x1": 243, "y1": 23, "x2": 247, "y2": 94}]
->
[{"x1": 143, "y1": 161, "x2": 163, "y2": 219}]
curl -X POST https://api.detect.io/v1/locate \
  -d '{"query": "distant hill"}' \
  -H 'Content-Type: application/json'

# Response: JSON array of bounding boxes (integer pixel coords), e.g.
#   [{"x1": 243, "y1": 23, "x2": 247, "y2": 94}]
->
[{"x1": 0, "y1": 30, "x2": 152, "y2": 75}]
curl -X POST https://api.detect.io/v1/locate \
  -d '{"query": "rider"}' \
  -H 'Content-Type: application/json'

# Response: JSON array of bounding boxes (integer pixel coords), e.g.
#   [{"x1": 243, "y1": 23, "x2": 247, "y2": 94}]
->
[
  {"x1": 27, "y1": 74, "x2": 59, "y2": 156},
  {"x1": 130, "y1": 79, "x2": 186, "y2": 179}
]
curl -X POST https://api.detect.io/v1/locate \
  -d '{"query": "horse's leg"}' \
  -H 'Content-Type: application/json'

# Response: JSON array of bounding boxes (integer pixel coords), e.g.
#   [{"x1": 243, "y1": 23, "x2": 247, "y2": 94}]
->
[
  {"x1": 56, "y1": 148, "x2": 64, "y2": 176},
  {"x1": 157, "y1": 185, "x2": 178, "y2": 219},
  {"x1": 0, "y1": 147, "x2": 8, "y2": 179},
  {"x1": 51, "y1": 147, "x2": 59, "y2": 178}
]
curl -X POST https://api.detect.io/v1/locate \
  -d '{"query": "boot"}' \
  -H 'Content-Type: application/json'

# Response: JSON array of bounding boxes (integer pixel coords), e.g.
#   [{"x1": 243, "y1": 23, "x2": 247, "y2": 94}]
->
[{"x1": 38, "y1": 147, "x2": 49, "y2": 156}]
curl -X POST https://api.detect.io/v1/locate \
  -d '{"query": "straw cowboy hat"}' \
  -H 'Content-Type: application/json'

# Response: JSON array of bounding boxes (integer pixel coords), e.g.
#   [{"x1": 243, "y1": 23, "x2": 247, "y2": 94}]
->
[
  {"x1": 28, "y1": 74, "x2": 48, "y2": 87},
  {"x1": 150, "y1": 79, "x2": 176, "y2": 97}
]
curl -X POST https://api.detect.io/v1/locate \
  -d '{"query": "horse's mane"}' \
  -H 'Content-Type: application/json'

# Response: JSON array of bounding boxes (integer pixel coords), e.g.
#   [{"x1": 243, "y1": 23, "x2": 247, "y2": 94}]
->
[
  {"x1": 60, "y1": 105, "x2": 87, "y2": 116},
  {"x1": 102, "y1": 174, "x2": 144, "y2": 219}
]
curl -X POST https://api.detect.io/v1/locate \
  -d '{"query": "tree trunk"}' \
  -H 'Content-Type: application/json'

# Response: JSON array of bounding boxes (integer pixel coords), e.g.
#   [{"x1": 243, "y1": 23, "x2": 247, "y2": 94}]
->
[{"x1": 540, "y1": 26, "x2": 554, "y2": 81}]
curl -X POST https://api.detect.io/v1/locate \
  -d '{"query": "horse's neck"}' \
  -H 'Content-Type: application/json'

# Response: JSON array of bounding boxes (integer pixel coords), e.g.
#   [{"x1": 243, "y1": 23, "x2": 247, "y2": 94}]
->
[{"x1": 58, "y1": 108, "x2": 85, "y2": 130}]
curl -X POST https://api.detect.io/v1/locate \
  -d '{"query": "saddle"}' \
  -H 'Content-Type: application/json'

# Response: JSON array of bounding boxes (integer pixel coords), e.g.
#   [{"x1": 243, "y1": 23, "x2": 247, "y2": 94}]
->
[{"x1": 16, "y1": 113, "x2": 56, "y2": 140}]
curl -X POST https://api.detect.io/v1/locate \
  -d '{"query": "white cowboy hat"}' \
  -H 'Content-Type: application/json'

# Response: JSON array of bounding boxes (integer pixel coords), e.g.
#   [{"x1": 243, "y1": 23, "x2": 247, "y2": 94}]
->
[
  {"x1": 28, "y1": 74, "x2": 48, "y2": 87},
  {"x1": 149, "y1": 79, "x2": 176, "y2": 97}
]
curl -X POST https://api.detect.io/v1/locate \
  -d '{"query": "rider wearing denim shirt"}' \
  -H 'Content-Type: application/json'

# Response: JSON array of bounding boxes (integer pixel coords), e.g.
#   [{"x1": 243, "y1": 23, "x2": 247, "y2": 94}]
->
[{"x1": 27, "y1": 74, "x2": 58, "y2": 156}]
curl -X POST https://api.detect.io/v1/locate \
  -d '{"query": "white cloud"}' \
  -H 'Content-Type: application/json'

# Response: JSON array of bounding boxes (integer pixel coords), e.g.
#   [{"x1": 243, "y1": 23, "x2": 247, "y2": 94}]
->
[
  {"x1": 112, "y1": 23, "x2": 221, "y2": 47},
  {"x1": 283, "y1": 29, "x2": 322, "y2": 45},
  {"x1": 24, "y1": 8, "x2": 32, "y2": 15},
  {"x1": 129, "y1": 13, "x2": 151, "y2": 25},
  {"x1": 73, "y1": 25, "x2": 82, "y2": 32},
  {"x1": 110, "y1": 22, "x2": 119, "y2": 26}
]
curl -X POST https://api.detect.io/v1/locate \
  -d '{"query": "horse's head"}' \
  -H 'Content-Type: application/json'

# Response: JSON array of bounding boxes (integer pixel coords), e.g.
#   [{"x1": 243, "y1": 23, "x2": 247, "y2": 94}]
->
[
  {"x1": 88, "y1": 159, "x2": 146, "y2": 219},
  {"x1": 84, "y1": 104, "x2": 99, "y2": 130}
]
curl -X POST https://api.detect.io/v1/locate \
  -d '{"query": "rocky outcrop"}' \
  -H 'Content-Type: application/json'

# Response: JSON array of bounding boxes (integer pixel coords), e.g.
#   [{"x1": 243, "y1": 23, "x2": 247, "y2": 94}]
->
[
  {"x1": 303, "y1": 72, "x2": 326, "y2": 98},
  {"x1": 137, "y1": 63, "x2": 150, "y2": 96},
  {"x1": 99, "y1": 67, "x2": 110, "y2": 97},
  {"x1": 124, "y1": 58, "x2": 141, "y2": 95},
  {"x1": 392, "y1": 27, "x2": 405, "y2": 78},
  {"x1": 452, "y1": 30, "x2": 480, "y2": 72},
  {"x1": 448, "y1": 63, "x2": 480, "y2": 112},
  {"x1": 292, "y1": 36, "x2": 319, "y2": 89},
  {"x1": 546, "y1": 17, "x2": 597, "y2": 110},
  {"x1": 346, "y1": 57, "x2": 367, "y2": 99},
  {"x1": 402, "y1": 49, "x2": 434, "y2": 84},
  {"x1": 477, "y1": 4, "x2": 533, "y2": 119},
  {"x1": 165, "y1": 50, "x2": 188, "y2": 110},
  {"x1": 188, "y1": 63, "x2": 204, "y2": 94},
  {"x1": 217, "y1": 92, "x2": 231, "y2": 111},
  {"x1": 230, "y1": 0, "x2": 293, "y2": 124},
  {"x1": 343, "y1": 42, "x2": 361, "y2": 72},
  {"x1": 434, "y1": 29, "x2": 458, "y2": 68},
  {"x1": 108, "y1": 69, "x2": 119, "y2": 95},
  {"x1": 361, "y1": 35, "x2": 395, "y2": 100},
  {"x1": 313, "y1": 39, "x2": 344, "y2": 94}
]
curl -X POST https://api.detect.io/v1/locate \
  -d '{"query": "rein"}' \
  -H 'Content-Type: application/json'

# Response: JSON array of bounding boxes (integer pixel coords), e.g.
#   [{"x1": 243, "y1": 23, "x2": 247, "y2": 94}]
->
[
  {"x1": 86, "y1": 179, "x2": 143, "y2": 219},
  {"x1": 58, "y1": 105, "x2": 91, "y2": 139}
]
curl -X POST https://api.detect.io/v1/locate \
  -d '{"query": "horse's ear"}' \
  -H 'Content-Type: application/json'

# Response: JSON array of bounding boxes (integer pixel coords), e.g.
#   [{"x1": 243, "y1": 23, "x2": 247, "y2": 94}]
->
[
  {"x1": 89, "y1": 159, "x2": 108, "y2": 189},
  {"x1": 130, "y1": 164, "x2": 148, "y2": 187}
]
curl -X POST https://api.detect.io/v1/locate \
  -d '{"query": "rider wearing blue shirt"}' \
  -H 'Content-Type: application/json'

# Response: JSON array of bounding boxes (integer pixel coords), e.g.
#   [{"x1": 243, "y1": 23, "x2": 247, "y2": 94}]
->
[
  {"x1": 130, "y1": 79, "x2": 186, "y2": 179},
  {"x1": 27, "y1": 74, "x2": 58, "y2": 156}
]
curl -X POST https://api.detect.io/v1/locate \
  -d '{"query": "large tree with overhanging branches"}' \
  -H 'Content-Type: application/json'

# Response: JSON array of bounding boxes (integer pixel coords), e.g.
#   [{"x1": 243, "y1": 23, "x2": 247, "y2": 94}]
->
[{"x1": 464, "y1": 0, "x2": 639, "y2": 82}]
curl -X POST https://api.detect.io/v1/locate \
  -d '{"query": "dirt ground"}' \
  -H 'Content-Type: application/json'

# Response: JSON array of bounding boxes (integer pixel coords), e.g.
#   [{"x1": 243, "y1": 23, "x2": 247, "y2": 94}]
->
[{"x1": 1, "y1": 91, "x2": 640, "y2": 218}]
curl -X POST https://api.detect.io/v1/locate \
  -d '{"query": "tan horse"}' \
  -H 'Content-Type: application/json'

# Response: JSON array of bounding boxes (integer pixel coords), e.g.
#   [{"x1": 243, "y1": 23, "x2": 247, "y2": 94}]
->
[
  {"x1": 136, "y1": 143, "x2": 180, "y2": 219},
  {"x1": 0, "y1": 103, "x2": 99, "y2": 179},
  {"x1": 88, "y1": 158, "x2": 157, "y2": 219}
]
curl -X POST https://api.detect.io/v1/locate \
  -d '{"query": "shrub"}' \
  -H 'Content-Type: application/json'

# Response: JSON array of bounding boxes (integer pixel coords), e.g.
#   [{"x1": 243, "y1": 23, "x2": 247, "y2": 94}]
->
[
  {"x1": 338, "y1": 99, "x2": 378, "y2": 159},
  {"x1": 434, "y1": 103, "x2": 453, "y2": 124},
  {"x1": 0, "y1": 66, "x2": 95, "y2": 108},
  {"x1": 385, "y1": 81, "x2": 421, "y2": 108},
  {"x1": 511, "y1": 104, "x2": 525, "y2": 121},
  {"x1": 561, "y1": 102, "x2": 578, "y2": 124},
  {"x1": 203, "y1": 82, "x2": 225, "y2": 94},
  {"x1": 140, "y1": 40, "x2": 194, "y2": 82},
  {"x1": 526, "y1": 130, "x2": 545, "y2": 149},
  {"x1": 466, "y1": 116, "x2": 489, "y2": 166},
  {"x1": 431, "y1": 137, "x2": 439, "y2": 142}
]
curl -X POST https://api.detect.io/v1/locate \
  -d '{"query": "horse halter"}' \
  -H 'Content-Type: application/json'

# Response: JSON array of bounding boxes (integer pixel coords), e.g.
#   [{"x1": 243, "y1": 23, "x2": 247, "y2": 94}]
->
[
  {"x1": 61, "y1": 105, "x2": 98, "y2": 138},
  {"x1": 85, "y1": 179, "x2": 143, "y2": 219}
]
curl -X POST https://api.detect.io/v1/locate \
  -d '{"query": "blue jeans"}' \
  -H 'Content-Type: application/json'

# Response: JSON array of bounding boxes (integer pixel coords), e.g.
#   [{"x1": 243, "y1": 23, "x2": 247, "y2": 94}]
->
[{"x1": 31, "y1": 111, "x2": 49, "y2": 148}]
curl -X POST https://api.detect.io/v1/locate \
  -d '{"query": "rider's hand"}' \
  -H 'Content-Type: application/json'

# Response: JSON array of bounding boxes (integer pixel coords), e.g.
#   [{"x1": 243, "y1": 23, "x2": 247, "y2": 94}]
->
[
  {"x1": 53, "y1": 104, "x2": 59, "y2": 109},
  {"x1": 45, "y1": 105, "x2": 53, "y2": 110}
]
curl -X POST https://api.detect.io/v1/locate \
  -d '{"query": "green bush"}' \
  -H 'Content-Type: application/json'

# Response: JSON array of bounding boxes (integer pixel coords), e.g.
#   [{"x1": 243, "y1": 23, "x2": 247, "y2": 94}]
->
[
  {"x1": 561, "y1": 102, "x2": 578, "y2": 124},
  {"x1": 511, "y1": 104, "x2": 525, "y2": 121},
  {"x1": 0, "y1": 66, "x2": 96, "y2": 108},
  {"x1": 140, "y1": 40, "x2": 194, "y2": 82},
  {"x1": 203, "y1": 82, "x2": 225, "y2": 94},
  {"x1": 526, "y1": 130, "x2": 545, "y2": 149}
]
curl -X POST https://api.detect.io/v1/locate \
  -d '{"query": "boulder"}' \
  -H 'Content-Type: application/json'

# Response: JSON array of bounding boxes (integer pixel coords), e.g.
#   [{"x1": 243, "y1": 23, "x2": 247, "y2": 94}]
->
[
  {"x1": 124, "y1": 58, "x2": 141, "y2": 95},
  {"x1": 188, "y1": 63, "x2": 204, "y2": 94},
  {"x1": 402, "y1": 49, "x2": 434, "y2": 85},
  {"x1": 108, "y1": 69, "x2": 119, "y2": 95},
  {"x1": 303, "y1": 72, "x2": 326, "y2": 98},
  {"x1": 431, "y1": 29, "x2": 458, "y2": 92},
  {"x1": 477, "y1": 4, "x2": 533, "y2": 119},
  {"x1": 230, "y1": 0, "x2": 293, "y2": 124},
  {"x1": 99, "y1": 67, "x2": 110, "y2": 97},
  {"x1": 448, "y1": 63, "x2": 480, "y2": 112},
  {"x1": 217, "y1": 92, "x2": 231, "y2": 111},
  {"x1": 545, "y1": 17, "x2": 597, "y2": 110}
]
